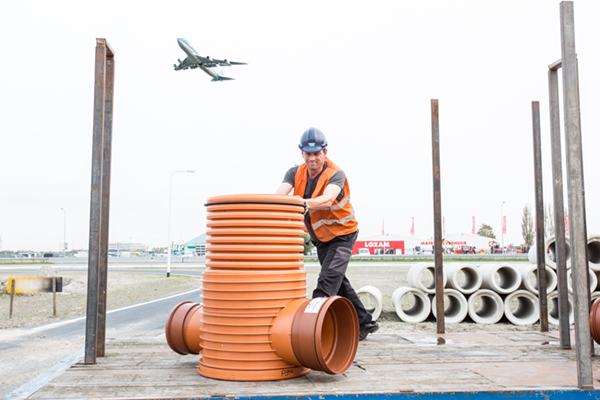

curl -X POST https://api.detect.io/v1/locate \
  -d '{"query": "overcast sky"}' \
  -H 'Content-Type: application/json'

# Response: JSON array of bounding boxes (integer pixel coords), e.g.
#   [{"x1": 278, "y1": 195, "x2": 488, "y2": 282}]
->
[{"x1": 1, "y1": 1, "x2": 599, "y2": 252}]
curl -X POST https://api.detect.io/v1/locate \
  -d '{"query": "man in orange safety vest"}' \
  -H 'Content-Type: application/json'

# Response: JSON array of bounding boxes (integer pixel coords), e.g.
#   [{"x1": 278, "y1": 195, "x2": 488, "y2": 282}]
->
[{"x1": 276, "y1": 127, "x2": 379, "y2": 341}]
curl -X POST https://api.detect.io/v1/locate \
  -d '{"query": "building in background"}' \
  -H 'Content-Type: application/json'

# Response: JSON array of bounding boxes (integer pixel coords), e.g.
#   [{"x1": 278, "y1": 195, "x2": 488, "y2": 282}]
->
[
  {"x1": 184, "y1": 234, "x2": 207, "y2": 256},
  {"x1": 353, "y1": 232, "x2": 500, "y2": 255},
  {"x1": 420, "y1": 233, "x2": 498, "y2": 254},
  {"x1": 353, "y1": 234, "x2": 424, "y2": 255},
  {"x1": 108, "y1": 242, "x2": 147, "y2": 256}
]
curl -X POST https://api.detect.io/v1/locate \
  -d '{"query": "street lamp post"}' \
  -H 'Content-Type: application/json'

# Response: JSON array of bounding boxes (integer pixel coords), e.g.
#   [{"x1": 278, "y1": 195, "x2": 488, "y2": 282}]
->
[
  {"x1": 501, "y1": 201, "x2": 506, "y2": 251},
  {"x1": 60, "y1": 208, "x2": 67, "y2": 257},
  {"x1": 167, "y1": 170, "x2": 195, "y2": 277}
]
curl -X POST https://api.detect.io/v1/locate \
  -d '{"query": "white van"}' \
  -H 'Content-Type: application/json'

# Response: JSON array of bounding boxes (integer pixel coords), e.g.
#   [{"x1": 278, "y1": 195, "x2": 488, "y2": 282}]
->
[{"x1": 357, "y1": 248, "x2": 370, "y2": 256}]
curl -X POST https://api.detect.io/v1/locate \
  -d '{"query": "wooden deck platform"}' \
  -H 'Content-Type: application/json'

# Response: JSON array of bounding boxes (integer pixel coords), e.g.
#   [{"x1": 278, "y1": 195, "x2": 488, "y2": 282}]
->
[{"x1": 26, "y1": 331, "x2": 600, "y2": 399}]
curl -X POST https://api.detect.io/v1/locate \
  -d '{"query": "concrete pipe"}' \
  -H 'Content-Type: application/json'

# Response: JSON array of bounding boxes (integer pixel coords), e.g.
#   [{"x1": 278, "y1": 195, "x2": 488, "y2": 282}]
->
[
  {"x1": 547, "y1": 291, "x2": 574, "y2": 325},
  {"x1": 479, "y1": 264, "x2": 522, "y2": 295},
  {"x1": 444, "y1": 264, "x2": 482, "y2": 295},
  {"x1": 467, "y1": 289, "x2": 504, "y2": 324},
  {"x1": 356, "y1": 285, "x2": 383, "y2": 321},
  {"x1": 407, "y1": 263, "x2": 447, "y2": 294},
  {"x1": 591, "y1": 291, "x2": 600, "y2": 304},
  {"x1": 588, "y1": 235, "x2": 600, "y2": 271},
  {"x1": 528, "y1": 235, "x2": 571, "y2": 270},
  {"x1": 517, "y1": 264, "x2": 557, "y2": 295},
  {"x1": 503, "y1": 290, "x2": 539, "y2": 325},
  {"x1": 430, "y1": 288, "x2": 468, "y2": 323},
  {"x1": 167, "y1": 194, "x2": 360, "y2": 382},
  {"x1": 391, "y1": 286, "x2": 431, "y2": 323},
  {"x1": 566, "y1": 268, "x2": 597, "y2": 293}
]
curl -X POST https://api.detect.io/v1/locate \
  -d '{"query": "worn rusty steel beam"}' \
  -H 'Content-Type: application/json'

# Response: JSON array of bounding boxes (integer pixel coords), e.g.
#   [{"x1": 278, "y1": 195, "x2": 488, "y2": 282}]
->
[
  {"x1": 559, "y1": 1, "x2": 593, "y2": 389},
  {"x1": 85, "y1": 38, "x2": 115, "y2": 364},
  {"x1": 548, "y1": 68, "x2": 571, "y2": 349},
  {"x1": 85, "y1": 38, "x2": 107, "y2": 365},
  {"x1": 531, "y1": 101, "x2": 548, "y2": 332},
  {"x1": 431, "y1": 99, "x2": 445, "y2": 334},
  {"x1": 97, "y1": 45, "x2": 115, "y2": 358}
]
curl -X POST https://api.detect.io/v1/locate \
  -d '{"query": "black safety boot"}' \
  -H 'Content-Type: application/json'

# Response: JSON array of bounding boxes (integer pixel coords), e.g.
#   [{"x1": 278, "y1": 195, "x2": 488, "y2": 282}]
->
[{"x1": 359, "y1": 321, "x2": 380, "y2": 341}]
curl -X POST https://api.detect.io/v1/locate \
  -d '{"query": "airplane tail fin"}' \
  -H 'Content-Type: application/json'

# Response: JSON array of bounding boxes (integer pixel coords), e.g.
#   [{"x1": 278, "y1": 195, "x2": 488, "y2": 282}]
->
[{"x1": 211, "y1": 76, "x2": 235, "y2": 82}]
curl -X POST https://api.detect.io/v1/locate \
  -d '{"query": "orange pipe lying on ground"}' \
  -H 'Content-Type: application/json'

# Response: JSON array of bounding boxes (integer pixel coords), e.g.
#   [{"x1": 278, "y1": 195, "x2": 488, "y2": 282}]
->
[{"x1": 165, "y1": 194, "x2": 359, "y2": 381}]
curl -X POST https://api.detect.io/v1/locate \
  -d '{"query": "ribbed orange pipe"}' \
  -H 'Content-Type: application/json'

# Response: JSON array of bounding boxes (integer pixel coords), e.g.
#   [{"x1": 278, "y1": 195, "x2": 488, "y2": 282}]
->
[
  {"x1": 200, "y1": 195, "x2": 309, "y2": 380},
  {"x1": 166, "y1": 194, "x2": 359, "y2": 381}
]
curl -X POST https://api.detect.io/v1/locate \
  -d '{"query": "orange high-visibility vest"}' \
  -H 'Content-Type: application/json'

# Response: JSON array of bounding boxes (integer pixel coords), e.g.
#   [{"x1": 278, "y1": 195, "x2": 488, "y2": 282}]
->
[{"x1": 293, "y1": 158, "x2": 358, "y2": 242}]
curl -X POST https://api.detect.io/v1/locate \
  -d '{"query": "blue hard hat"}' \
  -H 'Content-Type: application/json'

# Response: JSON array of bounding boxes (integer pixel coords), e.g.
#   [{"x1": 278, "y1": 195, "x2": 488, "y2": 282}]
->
[{"x1": 298, "y1": 127, "x2": 328, "y2": 152}]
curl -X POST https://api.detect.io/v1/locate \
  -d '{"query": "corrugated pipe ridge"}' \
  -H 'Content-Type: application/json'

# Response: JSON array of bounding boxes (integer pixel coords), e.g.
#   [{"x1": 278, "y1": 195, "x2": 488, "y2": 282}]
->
[{"x1": 165, "y1": 194, "x2": 359, "y2": 381}]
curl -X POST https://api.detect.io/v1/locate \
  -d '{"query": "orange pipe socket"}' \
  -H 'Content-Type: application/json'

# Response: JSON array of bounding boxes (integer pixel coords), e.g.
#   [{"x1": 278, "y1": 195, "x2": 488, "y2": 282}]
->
[
  {"x1": 165, "y1": 194, "x2": 359, "y2": 381},
  {"x1": 165, "y1": 301, "x2": 203, "y2": 355},
  {"x1": 591, "y1": 298, "x2": 600, "y2": 344},
  {"x1": 270, "y1": 296, "x2": 359, "y2": 375}
]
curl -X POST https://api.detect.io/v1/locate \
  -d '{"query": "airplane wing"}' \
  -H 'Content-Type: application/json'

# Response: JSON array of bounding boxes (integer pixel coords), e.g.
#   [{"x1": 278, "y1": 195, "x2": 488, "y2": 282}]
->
[
  {"x1": 212, "y1": 58, "x2": 247, "y2": 67},
  {"x1": 174, "y1": 57, "x2": 195, "y2": 71}
]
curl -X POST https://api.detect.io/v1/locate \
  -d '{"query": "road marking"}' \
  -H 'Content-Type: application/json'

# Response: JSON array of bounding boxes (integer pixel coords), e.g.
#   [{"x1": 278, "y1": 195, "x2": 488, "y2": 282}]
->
[{"x1": 0, "y1": 289, "x2": 201, "y2": 339}]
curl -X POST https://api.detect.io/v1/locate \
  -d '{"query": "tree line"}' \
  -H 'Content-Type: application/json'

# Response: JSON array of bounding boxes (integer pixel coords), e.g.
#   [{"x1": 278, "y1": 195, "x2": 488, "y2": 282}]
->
[{"x1": 476, "y1": 204, "x2": 566, "y2": 246}]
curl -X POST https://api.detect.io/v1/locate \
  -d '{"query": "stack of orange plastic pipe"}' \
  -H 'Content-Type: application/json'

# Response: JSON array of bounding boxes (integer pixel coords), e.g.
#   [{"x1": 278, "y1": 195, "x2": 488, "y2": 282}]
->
[{"x1": 166, "y1": 194, "x2": 359, "y2": 381}]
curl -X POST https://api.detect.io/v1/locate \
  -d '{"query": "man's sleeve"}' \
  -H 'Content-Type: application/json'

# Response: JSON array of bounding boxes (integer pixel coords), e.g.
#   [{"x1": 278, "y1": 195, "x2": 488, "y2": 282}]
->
[
  {"x1": 328, "y1": 171, "x2": 346, "y2": 189},
  {"x1": 328, "y1": 171, "x2": 346, "y2": 202},
  {"x1": 283, "y1": 166, "x2": 299, "y2": 186}
]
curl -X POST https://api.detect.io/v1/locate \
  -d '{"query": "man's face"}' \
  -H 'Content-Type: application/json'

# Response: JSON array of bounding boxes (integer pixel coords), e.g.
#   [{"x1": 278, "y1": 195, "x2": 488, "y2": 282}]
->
[{"x1": 302, "y1": 149, "x2": 327, "y2": 173}]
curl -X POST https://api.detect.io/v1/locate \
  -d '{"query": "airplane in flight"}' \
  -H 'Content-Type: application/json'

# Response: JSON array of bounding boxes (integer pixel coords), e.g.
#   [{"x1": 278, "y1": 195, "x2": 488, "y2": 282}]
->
[{"x1": 173, "y1": 38, "x2": 246, "y2": 81}]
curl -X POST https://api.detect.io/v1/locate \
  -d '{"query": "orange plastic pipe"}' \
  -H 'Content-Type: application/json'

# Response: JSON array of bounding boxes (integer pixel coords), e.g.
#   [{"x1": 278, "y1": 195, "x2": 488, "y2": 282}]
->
[
  {"x1": 590, "y1": 298, "x2": 600, "y2": 344},
  {"x1": 165, "y1": 194, "x2": 359, "y2": 381},
  {"x1": 165, "y1": 301, "x2": 203, "y2": 355}
]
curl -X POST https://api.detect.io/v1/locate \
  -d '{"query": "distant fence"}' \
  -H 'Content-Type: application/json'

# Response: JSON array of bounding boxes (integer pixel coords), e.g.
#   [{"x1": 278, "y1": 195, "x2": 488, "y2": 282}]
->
[
  {"x1": 305, "y1": 254, "x2": 530, "y2": 262},
  {"x1": 0, "y1": 258, "x2": 50, "y2": 264}
]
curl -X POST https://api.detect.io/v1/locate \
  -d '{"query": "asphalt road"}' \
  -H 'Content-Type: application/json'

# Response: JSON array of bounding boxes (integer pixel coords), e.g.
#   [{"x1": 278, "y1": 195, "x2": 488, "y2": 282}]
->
[{"x1": 0, "y1": 268, "x2": 203, "y2": 398}]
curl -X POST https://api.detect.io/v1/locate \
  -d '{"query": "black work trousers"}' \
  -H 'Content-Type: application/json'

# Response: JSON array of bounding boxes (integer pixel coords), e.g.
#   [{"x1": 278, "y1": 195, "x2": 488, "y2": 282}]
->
[{"x1": 311, "y1": 230, "x2": 373, "y2": 326}]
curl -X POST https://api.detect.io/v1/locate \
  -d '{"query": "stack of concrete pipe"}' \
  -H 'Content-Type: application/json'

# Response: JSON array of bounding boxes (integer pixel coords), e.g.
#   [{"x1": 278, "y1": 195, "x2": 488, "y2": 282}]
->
[
  {"x1": 344, "y1": 235, "x2": 599, "y2": 327},
  {"x1": 386, "y1": 262, "x2": 552, "y2": 326},
  {"x1": 527, "y1": 234, "x2": 600, "y2": 324}
]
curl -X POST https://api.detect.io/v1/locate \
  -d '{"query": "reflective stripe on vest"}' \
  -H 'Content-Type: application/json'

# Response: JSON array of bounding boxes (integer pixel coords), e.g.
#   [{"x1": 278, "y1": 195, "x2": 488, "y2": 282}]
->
[
  {"x1": 293, "y1": 157, "x2": 358, "y2": 242},
  {"x1": 311, "y1": 205, "x2": 356, "y2": 231}
]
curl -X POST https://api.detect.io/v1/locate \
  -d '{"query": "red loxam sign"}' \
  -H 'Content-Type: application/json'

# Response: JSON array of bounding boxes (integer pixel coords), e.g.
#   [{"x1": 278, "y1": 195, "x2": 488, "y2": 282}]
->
[{"x1": 352, "y1": 240, "x2": 405, "y2": 255}]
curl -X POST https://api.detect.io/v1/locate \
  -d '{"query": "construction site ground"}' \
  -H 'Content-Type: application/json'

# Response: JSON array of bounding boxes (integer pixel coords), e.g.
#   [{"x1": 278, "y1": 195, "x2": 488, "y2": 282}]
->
[{"x1": 19, "y1": 330, "x2": 600, "y2": 400}]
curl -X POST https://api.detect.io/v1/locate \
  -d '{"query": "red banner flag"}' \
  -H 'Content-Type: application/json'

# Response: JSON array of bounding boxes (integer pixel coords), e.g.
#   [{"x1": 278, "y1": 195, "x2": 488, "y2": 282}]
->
[
  {"x1": 382, "y1": 218, "x2": 385, "y2": 236},
  {"x1": 565, "y1": 215, "x2": 569, "y2": 236},
  {"x1": 503, "y1": 216, "x2": 507, "y2": 234},
  {"x1": 410, "y1": 217, "x2": 414, "y2": 235},
  {"x1": 472, "y1": 216, "x2": 475, "y2": 234}
]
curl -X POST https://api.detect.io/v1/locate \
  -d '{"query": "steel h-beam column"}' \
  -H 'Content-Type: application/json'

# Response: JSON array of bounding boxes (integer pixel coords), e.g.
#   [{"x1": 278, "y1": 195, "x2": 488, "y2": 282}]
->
[
  {"x1": 559, "y1": 1, "x2": 592, "y2": 389},
  {"x1": 85, "y1": 38, "x2": 115, "y2": 364},
  {"x1": 431, "y1": 99, "x2": 445, "y2": 334},
  {"x1": 531, "y1": 101, "x2": 548, "y2": 332},
  {"x1": 97, "y1": 42, "x2": 115, "y2": 358},
  {"x1": 547, "y1": 64, "x2": 571, "y2": 349}
]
